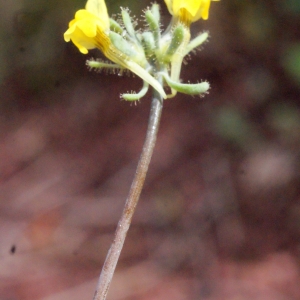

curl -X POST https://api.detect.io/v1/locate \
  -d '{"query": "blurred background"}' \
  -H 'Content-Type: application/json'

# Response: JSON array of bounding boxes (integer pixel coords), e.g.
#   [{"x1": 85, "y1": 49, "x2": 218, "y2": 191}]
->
[{"x1": 1, "y1": 0, "x2": 300, "y2": 299}]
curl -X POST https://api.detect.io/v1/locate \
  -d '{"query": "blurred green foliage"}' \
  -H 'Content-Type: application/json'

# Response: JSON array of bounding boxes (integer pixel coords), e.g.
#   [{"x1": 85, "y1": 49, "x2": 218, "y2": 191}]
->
[
  {"x1": 268, "y1": 102, "x2": 300, "y2": 143},
  {"x1": 238, "y1": 3, "x2": 275, "y2": 45},
  {"x1": 214, "y1": 107, "x2": 255, "y2": 148},
  {"x1": 281, "y1": 0, "x2": 300, "y2": 14},
  {"x1": 282, "y1": 44, "x2": 300, "y2": 85}
]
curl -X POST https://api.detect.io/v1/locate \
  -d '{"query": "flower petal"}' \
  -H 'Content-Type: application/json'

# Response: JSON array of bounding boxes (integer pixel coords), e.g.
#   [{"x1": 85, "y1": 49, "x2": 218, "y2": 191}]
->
[
  {"x1": 164, "y1": 0, "x2": 217, "y2": 23},
  {"x1": 85, "y1": 0, "x2": 110, "y2": 31}
]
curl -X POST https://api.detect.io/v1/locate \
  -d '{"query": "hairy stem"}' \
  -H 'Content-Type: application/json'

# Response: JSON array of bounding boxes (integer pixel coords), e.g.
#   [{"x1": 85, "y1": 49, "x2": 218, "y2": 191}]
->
[{"x1": 93, "y1": 87, "x2": 164, "y2": 300}]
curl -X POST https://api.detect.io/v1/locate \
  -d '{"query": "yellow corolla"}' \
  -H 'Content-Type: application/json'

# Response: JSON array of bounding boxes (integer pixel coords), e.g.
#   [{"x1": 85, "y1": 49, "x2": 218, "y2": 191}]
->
[
  {"x1": 64, "y1": 0, "x2": 110, "y2": 54},
  {"x1": 164, "y1": 0, "x2": 218, "y2": 24},
  {"x1": 64, "y1": 0, "x2": 166, "y2": 98},
  {"x1": 64, "y1": 9, "x2": 109, "y2": 55}
]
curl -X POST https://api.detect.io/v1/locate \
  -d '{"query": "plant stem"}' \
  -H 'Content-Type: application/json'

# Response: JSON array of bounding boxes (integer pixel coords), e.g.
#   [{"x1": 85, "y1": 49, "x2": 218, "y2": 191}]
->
[{"x1": 93, "y1": 87, "x2": 164, "y2": 300}]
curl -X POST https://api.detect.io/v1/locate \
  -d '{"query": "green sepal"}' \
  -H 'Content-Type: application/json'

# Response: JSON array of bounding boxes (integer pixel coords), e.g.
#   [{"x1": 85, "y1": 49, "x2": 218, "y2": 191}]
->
[
  {"x1": 109, "y1": 18, "x2": 124, "y2": 35},
  {"x1": 86, "y1": 59, "x2": 121, "y2": 70},
  {"x1": 121, "y1": 81, "x2": 149, "y2": 101},
  {"x1": 124, "y1": 60, "x2": 166, "y2": 98},
  {"x1": 109, "y1": 31, "x2": 136, "y2": 57},
  {"x1": 141, "y1": 32, "x2": 156, "y2": 59},
  {"x1": 145, "y1": 9, "x2": 160, "y2": 48},
  {"x1": 168, "y1": 28, "x2": 190, "y2": 97},
  {"x1": 109, "y1": 31, "x2": 139, "y2": 61},
  {"x1": 162, "y1": 72, "x2": 210, "y2": 96},
  {"x1": 151, "y1": 3, "x2": 160, "y2": 24},
  {"x1": 109, "y1": 31, "x2": 147, "y2": 67},
  {"x1": 164, "y1": 25, "x2": 185, "y2": 62},
  {"x1": 121, "y1": 8, "x2": 136, "y2": 40},
  {"x1": 184, "y1": 32, "x2": 209, "y2": 56}
]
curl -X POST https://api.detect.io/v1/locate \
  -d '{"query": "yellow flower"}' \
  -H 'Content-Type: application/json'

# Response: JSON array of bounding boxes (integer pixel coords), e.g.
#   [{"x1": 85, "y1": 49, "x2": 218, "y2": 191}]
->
[
  {"x1": 64, "y1": 0, "x2": 117, "y2": 59},
  {"x1": 64, "y1": 9, "x2": 109, "y2": 55},
  {"x1": 64, "y1": 0, "x2": 166, "y2": 98},
  {"x1": 164, "y1": 0, "x2": 218, "y2": 24}
]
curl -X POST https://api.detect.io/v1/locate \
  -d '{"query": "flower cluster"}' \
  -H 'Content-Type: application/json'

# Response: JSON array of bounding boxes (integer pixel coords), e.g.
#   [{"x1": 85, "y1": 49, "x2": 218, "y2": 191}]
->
[{"x1": 64, "y1": 0, "x2": 218, "y2": 101}]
